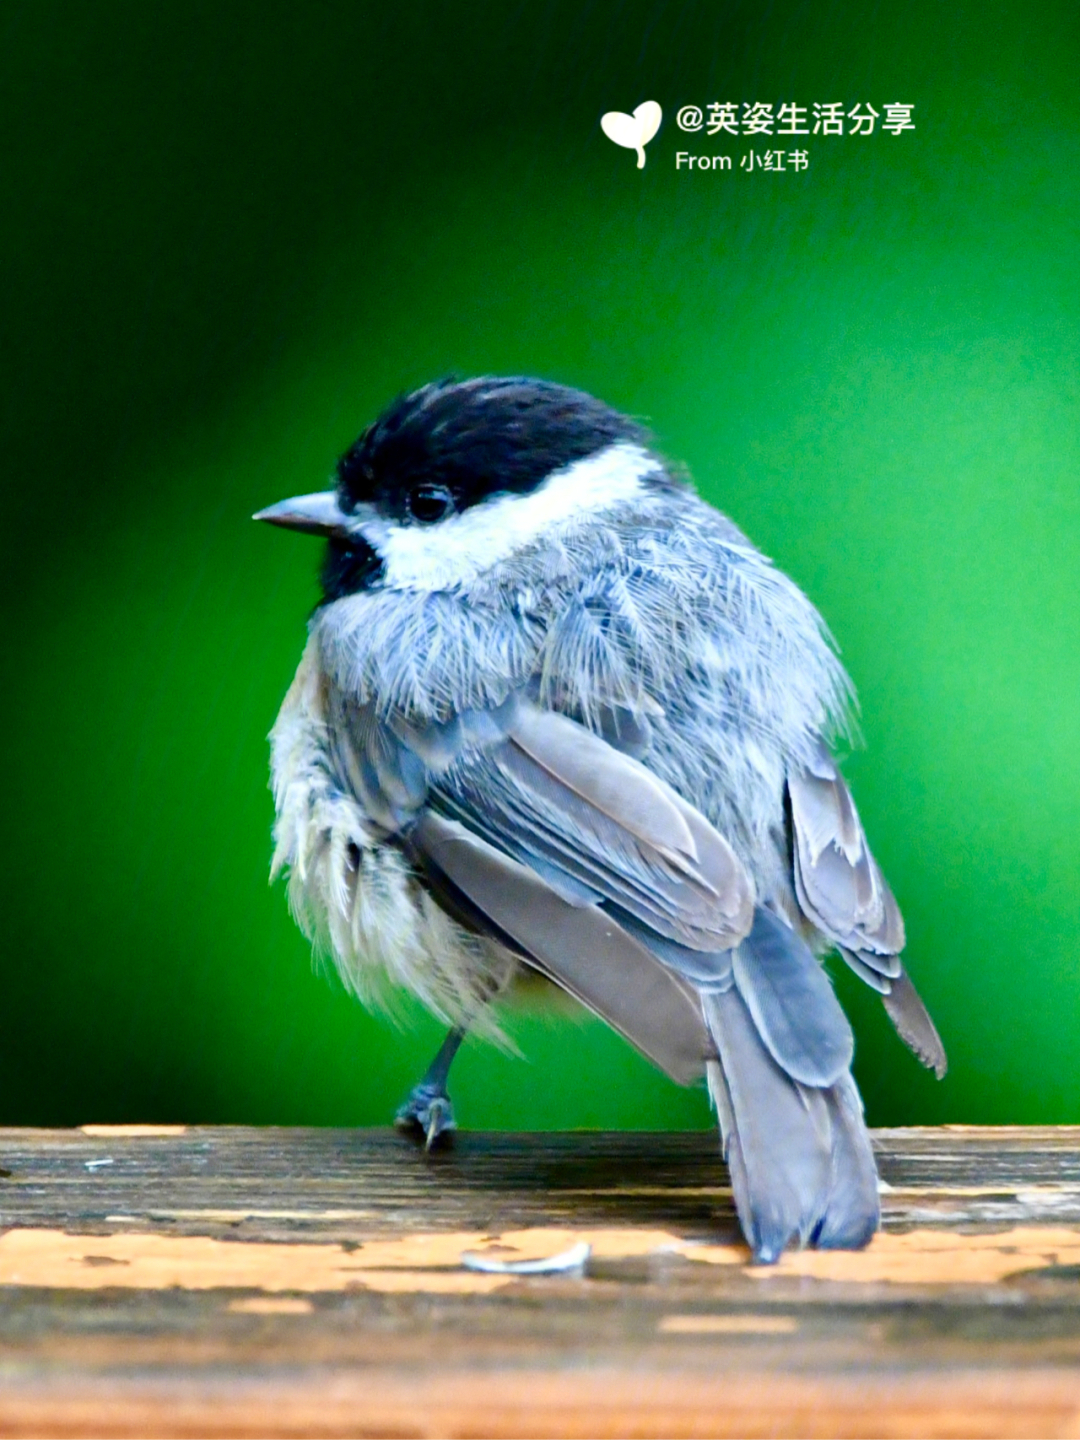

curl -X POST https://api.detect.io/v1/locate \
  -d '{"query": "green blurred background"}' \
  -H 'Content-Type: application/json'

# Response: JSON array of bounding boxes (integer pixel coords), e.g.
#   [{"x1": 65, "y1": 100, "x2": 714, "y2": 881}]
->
[{"x1": 2, "y1": 0, "x2": 1078, "y2": 1129}]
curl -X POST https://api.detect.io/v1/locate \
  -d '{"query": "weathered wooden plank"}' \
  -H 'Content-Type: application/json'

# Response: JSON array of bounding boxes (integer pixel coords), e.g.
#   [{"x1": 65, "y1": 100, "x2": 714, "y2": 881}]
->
[
  {"x1": 0, "y1": 1127, "x2": 1079, "y2": 1438},
  {"x1": 5, "y1": 1125, "x2": 1080, "y2": 1240}
]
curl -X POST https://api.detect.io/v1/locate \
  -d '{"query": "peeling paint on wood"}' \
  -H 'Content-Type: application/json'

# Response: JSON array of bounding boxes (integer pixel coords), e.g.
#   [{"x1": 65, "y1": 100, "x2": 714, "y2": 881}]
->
[{"x1": 1, "y1": 1127, "x2": 1080, "y2": 1437}]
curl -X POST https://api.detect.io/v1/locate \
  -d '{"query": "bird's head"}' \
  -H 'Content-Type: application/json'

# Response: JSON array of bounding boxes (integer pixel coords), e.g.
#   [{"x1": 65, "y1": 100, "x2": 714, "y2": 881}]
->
[{"x1": 255, "y1": 377, "x2": 668, "y2": 599}]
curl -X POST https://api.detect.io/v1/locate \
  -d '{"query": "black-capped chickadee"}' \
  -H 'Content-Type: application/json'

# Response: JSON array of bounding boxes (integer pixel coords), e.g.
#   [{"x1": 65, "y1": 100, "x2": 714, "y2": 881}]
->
[{"x1": 255, "y1": 377, "x2": 945, "y2": 1263}]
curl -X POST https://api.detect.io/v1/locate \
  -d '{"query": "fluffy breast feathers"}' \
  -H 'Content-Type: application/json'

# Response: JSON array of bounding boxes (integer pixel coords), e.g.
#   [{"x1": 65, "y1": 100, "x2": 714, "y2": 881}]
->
[{"x1": 269, "y1": 644, "x2": 518, "y2": 1029}]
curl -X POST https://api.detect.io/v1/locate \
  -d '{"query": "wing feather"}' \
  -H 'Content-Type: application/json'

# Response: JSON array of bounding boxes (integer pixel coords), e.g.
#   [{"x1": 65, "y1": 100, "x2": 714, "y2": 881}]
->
[
  {"x1": 437, "y1": 754, "x2": 733, "y2": 944},
  {"x1": 789, "y1": 755, "x2": 904, "y2": 956},
  {"x1": 506, "y1": 705, "x2": 700, "y2": 861},
  {"x1": 789, "y1": 743, "x2": 945, "y2": 1075},
  {"x1": 415, "y1": 813, "x2": 712, "y2": 1084},
  {"x1": 433, "y1": 703, "x2": 755, "y2": 952},
  {"x1": 882, "y1": 969, "x2": 948, "y2": 1078}
]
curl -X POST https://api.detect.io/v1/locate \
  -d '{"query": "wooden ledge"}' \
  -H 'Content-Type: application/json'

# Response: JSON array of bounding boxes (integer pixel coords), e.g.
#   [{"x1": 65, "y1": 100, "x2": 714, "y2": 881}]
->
[{"x1": 0, "y1": 1126, "x2": 1079, "y2": 1437}]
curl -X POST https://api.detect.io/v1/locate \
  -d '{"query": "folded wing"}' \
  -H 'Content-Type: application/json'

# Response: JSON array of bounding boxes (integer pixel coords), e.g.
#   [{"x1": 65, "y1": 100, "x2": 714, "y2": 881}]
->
[{"x1": 333, "y1": 690, "x2": 756, "y2": 1082}]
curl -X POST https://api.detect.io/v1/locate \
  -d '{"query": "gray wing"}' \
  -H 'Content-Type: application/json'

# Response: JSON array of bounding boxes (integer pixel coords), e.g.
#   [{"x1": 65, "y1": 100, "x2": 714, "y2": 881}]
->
[
  {"x1": 330, "y1": 687, "x2": 756, "y2": 1084},
  {"x1": 430, "y1": 702, "x2": 753, "y2": 955},
  {"x1": 788, "y1": 744, "x2": 946, "y2": 1078},
  {"x1": 416, "y1": 812, "x2": 713, "y2": 1084}
]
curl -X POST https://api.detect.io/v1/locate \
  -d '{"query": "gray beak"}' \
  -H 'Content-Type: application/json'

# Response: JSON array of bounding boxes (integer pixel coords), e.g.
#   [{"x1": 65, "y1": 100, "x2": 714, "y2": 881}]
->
[{"x1": 253, "y1": 490, "x2": 350, "y2": 537}]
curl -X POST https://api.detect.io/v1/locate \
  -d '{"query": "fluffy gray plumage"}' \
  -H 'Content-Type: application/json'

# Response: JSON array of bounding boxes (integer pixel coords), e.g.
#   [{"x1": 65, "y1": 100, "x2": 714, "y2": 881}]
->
[{"x1": 262, "y1": 377, "x2": 945, "y2": 1263}]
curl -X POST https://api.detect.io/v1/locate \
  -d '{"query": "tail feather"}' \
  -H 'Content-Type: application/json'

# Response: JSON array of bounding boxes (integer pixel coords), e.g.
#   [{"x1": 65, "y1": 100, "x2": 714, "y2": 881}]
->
[
  {"x1": 704, "y1": 991, "x2": 826, "y2": 1261},
  {"x1": 702, "y1": 911, "x2": 880, "y2": 1263},
  {"x1": 815, "y1": 1072, "x2": 880, "y2": 1250}
]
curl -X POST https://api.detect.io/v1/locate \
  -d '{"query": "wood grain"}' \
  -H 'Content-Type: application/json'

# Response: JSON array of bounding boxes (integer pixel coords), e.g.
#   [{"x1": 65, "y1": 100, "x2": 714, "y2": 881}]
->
[{"x1": 0, "y1": 1126, "x2": 1079, "y2": 1437}]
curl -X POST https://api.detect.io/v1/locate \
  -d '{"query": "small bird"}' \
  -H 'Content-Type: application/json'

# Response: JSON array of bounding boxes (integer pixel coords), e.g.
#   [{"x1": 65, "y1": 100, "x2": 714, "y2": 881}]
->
[{"x1": 256, "y1": 377, "x2": 945, "y2": 1262}]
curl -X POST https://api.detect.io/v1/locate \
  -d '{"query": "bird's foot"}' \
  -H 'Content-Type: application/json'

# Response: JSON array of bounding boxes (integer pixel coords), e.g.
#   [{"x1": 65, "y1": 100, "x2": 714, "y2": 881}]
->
[{"x1": 395, "y1": 1082, "x2": 457, "y2": 1150}]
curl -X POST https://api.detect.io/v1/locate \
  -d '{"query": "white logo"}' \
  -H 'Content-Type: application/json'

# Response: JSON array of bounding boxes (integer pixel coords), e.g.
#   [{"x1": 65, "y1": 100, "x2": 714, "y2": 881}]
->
[{"x1": 601, "y1": 101, "x2": 663, "y2": 168}]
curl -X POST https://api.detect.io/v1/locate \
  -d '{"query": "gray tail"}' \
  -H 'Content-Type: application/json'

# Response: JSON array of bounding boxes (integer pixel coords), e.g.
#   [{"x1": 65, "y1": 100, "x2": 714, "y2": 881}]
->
[{"x1": 702, "y1": 908, "x2": 880, "y2": 1263}]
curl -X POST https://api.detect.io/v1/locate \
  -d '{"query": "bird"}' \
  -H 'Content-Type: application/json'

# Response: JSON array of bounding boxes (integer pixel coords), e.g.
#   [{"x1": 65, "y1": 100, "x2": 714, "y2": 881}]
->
[{"x1": 255, "y1": 376, "x2": 946, "y2": 1263}]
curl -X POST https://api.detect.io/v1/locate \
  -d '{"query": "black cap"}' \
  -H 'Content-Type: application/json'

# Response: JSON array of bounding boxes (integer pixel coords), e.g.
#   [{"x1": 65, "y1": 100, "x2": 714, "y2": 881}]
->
[{"x1": 335, "y1": 376, "x2": 648, "y2": 522}]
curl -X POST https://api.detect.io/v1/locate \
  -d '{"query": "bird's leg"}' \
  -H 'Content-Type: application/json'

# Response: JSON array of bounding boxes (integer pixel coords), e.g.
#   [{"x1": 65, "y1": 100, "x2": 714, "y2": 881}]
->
[{"x1": 395, "y1": 1027, "x2": 465, "y2": 1150}]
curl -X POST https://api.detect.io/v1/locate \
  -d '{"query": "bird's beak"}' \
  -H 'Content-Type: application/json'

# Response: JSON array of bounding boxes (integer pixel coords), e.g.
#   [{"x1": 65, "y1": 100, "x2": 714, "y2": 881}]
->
[{"x1": 253, "y1": 491, "x2": 350, "y2": 537}]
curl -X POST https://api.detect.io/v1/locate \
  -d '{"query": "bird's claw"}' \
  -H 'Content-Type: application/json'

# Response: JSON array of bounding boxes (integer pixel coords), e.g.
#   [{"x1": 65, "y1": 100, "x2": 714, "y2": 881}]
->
[{"x1": 395, "y1": 1083, "x2": 456, "y2": 1150}]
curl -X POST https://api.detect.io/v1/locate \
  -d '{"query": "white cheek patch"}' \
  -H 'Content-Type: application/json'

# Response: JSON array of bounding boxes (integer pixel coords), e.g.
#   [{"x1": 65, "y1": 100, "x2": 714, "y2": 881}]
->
[{"x1": 360, "y1": 442, "x2": 662, "y2": 591}]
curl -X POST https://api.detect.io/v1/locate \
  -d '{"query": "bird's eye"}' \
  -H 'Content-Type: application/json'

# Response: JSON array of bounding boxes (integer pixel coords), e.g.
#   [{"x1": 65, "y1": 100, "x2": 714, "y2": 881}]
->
[{"x1": 407, "y1": 483, "x2": 455, "y2": 524}]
